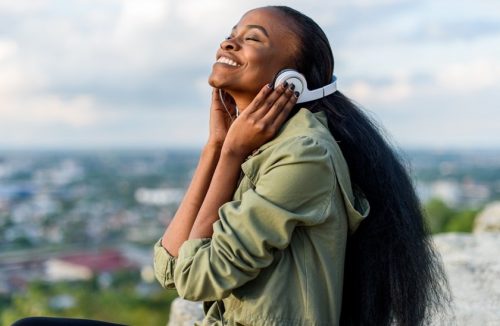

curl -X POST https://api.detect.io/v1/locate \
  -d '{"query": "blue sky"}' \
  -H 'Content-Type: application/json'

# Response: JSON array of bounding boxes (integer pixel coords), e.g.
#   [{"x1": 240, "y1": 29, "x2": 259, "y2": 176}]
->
[{"x1": 0, "y1": 0, "x2": 499, "y2": 150}]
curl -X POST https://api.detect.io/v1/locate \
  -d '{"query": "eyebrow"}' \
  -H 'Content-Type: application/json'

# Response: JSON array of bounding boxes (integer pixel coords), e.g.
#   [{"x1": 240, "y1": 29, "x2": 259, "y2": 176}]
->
[{"x1": 232, "y1": 24, "x2": 269, "y2": 37}]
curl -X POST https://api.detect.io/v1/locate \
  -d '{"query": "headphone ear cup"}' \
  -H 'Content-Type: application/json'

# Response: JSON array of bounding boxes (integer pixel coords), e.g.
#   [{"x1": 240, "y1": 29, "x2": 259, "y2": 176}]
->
[{"x1": 273, "y1": 69, "x2": 306, "y2": 96}]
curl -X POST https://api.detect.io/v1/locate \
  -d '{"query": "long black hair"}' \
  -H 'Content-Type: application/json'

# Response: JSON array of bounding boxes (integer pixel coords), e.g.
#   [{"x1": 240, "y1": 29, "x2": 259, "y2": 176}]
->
[{"x1": 270, "y1": 6, "x2": 452, "y2": 326}]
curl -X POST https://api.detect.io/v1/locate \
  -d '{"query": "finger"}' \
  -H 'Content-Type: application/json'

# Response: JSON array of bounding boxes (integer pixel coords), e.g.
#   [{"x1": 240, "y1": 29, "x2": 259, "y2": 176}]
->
[
  {"x1": 262, "y1": 83, "x2": 296, "y2": 121},
  {"x1": 211, "y1": 88, "x2": 218, "y2": 102},
  {"x1": 268, "y1": 90, "x2": 298, "y2": 131},
  {"x1": 245, "y1": 81, "x2": 286, "y2": 116},
  {"x1": 241, "y1": 83, "x2": 273, "y2": 115},
  {"x1": 212, "y1": 88, "x2": 224, "y2": 106},
  {"x1": 253, "y1": 81, "x2": 290, "y2": 119}
]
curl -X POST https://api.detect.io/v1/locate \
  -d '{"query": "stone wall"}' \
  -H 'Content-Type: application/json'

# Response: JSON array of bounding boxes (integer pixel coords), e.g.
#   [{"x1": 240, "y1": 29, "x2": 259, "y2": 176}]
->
[{"x1": 432, "y1": 232, "x2": 500, "y2": 325}]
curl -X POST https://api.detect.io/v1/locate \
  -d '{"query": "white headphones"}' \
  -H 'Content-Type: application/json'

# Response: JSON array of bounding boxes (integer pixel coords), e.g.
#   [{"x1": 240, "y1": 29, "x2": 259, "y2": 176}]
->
[
  {"x1": 273, "y1": 69, "x2": 338, "y2": 104},
  {"x1": 218, "y1": 69, "x2": 338, "y2": 121}
]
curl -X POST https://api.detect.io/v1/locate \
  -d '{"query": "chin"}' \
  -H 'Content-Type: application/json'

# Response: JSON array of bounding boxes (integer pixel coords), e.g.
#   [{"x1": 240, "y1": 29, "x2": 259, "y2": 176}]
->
[
  {"x1": 208, "y1": 73, "x2": 225, "y2": 89},
  {"x1": 207, "y1": 78, "x2": 218, "y2": 88}
]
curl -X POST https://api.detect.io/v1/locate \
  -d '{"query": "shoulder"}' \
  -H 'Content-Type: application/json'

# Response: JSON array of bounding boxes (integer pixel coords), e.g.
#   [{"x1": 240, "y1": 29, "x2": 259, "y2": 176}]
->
[
  {"x1": 244, "y1": 134, "x2": 337, "y2": 209},
  {"x1": 242, "y1": 134, "x2": 334, "y2": 181},
  {"x1": 241, "y1": 107, "x2": 344, "y2": 185},
  {"x1": 267, "y1": 134, "x2": 331, "y2": 166}
]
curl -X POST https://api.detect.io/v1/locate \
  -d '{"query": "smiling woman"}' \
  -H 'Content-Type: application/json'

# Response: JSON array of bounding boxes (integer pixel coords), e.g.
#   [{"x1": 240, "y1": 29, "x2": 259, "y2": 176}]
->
[
  {"x1": 152, "y1": 5, "x2": 452, "y2": 326},
  {"x1": 208, "y1": 9, "x2": 298, "y2": 111},
  {"x1": 12, "y1": 5, "x2": 451, "y2": 326}
]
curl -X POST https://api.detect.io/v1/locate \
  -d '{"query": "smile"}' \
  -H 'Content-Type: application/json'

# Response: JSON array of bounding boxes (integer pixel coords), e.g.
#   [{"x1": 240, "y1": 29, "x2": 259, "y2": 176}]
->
[{"x1": 216, "y1": 56, "x2": 241, "y2": 67}]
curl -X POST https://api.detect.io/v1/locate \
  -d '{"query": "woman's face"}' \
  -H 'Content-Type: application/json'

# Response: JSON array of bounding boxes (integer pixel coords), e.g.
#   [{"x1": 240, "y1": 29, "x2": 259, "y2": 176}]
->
[{"x1": 208, "y1": 8, "x2": 299, "y2": 102}]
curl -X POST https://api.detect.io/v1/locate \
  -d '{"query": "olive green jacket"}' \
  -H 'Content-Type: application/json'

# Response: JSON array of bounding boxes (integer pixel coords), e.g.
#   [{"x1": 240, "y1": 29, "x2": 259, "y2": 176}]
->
[{"x1": 154, "y1": 108, "x2": 370, "y2": 325}]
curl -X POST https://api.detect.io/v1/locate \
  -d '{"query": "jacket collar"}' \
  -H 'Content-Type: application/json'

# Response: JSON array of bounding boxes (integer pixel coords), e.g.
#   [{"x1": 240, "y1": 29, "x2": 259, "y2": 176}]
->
[{"x1": 245, "y1": 108, "x2": 329, "y2": 159}]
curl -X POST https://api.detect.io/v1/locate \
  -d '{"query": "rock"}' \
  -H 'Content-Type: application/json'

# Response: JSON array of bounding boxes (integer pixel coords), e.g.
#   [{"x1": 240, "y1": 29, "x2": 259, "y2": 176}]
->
[
  {"x1": 167, "y1": 298, "x2": 204, "y2": 326},
  {"x1": 167, "y1": 233, "x2": 500, "y2": 326},
  {"x1": 474, "y1": 201, "x2": 500, "y2": 233},
  {"x1": 432, "y1": 232, "x2": 500, "y2": 325}
]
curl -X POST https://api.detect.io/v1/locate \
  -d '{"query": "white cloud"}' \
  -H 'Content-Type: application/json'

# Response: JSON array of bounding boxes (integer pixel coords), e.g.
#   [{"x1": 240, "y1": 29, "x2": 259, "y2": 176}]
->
[
  {"x1": 344, "y1": 55, "x2": 500, "y2": 105},
  {"x1": 114, "y1": 0, "x2": 171, "y2": 41},
  {"x1": 347, "y1": 74, "x2": 412, "y2": 104},
  {"x1": 0, "y1": 103, "x2": 210, "y2": 149},
  {"x1": 344, "y1": 0, "x2": 412, "y2": 7},
  {"x1": 0, "y1": 39, "x2": 46, "y2": 96},
  {"x1": 0, "y1": 0, "x2": 50, "y2": 14},
  {"x1": 0, "y1": 94, "x2": 99, "y2": 127},
  {"x1": 0, "y1": 0, "x2": 499, "y2": 148},
  {"x1": 436, "y1": 59, "x2": 500, "y2": 92},
  {"x1": 0, "y1": 39, "x2": 17, "y2": 59}
]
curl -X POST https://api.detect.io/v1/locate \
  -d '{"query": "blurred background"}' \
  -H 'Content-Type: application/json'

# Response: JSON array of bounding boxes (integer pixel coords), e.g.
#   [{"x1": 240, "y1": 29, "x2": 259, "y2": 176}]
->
[{"x1": 1, "y1": 0, "x2": 499, "y2": 325}]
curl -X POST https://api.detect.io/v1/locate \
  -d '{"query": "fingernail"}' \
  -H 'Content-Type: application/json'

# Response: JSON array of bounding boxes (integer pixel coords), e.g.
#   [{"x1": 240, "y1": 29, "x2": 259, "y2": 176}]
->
[
  {"x1": 289, "y1": 83, "x2": 295, "y2": 90},
  {"x1": 282, "y1": 81, "x2": 288, "y2": 88},
  {"x1": 267, "y1": 82, "x2": 274, "y2": 89},
  {"x1": 294, "y1": 91, "x2": 300, "y2": 98}
]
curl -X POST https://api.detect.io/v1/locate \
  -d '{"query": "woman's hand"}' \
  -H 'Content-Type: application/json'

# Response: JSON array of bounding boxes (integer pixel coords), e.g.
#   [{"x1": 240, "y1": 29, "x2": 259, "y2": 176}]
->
[
  {"x1": 222, "y1": 82, "x2": 298, "y2": 158},
  {"x1": 207, "y1": 88, "x2": 237, "y2": 147}
]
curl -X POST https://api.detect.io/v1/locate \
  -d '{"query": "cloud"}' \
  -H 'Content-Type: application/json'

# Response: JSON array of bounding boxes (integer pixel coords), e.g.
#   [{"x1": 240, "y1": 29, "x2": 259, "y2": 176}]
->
[
  {"x1": 0, "y1": 39, "x2": 16, "y2": 58},
  {"x1": 373, "y1": 87, "x2": 500, "y2": 149},
  {"x1": 344, "y1": 55, "x2": 500, "y2": 106},
  {"x1": 0, "y1": 103, "x2": 210, "y2": 149},
  {"x1": 0, "y1": 0, "x2": 499, "y2": 148},
  {"x1": 0, "y1": 39, "x2": 45, "y2": 94},
  {"x1": 116, "y1": 0, "x2": 170, "y2": 34},
  {"x1": 0, "y1": 0, "x2": 50, "y2": 14},
  {"x1": 0, "y1": 94, "x2": 98, "y2": 127},
  {"x1": 347, "y1": 74, "x2": 412, "y2": 104},
  {"x1": 435, "y1": 59, "x2": 500, "y2": 92}
]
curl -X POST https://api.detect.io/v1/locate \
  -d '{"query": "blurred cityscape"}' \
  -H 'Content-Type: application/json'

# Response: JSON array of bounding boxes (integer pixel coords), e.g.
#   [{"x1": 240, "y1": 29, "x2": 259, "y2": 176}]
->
[
  {"x1": 0, "y1": 149, "x2": 196, "y2": 324},
  {"x1": 0, "y1": 147, "x2": 499, "y2": 324}
]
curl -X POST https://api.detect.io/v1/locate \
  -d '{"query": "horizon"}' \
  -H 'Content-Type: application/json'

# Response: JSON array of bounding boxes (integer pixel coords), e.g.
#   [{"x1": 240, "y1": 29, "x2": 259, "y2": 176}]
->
[{"x1": 1, "y1": 144, "x2": 500, "y2": 153}]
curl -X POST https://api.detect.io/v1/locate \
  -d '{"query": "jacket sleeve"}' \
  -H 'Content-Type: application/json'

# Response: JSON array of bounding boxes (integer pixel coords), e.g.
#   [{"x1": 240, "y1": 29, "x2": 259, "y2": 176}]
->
[
  {"x1": 153, "y1": 238, "x2": 178, "y2": 290},
  {"x1": 154, "y1": 135, "x2": 335, "y2": 301}
]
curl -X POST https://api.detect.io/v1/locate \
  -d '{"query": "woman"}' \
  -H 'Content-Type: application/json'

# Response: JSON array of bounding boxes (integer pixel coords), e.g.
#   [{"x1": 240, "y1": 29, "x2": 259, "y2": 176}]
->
[
  {"x1": 14, "y1": 5, "x2": 450, "y2": 326},
  {"x1": 154, "y1": 5, "x2": 451, "y2": 326}
]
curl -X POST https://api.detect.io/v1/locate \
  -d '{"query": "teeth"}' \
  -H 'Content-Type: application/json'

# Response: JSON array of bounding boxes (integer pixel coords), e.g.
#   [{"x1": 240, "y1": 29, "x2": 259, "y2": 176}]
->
[{"x1": 217, "y1": 56, "x2": 240, "y2": 67}]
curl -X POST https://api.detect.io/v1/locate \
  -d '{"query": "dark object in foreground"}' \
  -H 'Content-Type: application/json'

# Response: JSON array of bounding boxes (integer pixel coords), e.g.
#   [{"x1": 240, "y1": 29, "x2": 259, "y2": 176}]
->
[{"x1": 11, "y1": 317, "x2": 128, "y2": 326}]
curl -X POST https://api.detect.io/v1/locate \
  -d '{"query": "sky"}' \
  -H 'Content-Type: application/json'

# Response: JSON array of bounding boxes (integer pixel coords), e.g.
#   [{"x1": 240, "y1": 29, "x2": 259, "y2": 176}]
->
[{"x1": 0, "y1": 0, "x2": 499, "y2": 150}]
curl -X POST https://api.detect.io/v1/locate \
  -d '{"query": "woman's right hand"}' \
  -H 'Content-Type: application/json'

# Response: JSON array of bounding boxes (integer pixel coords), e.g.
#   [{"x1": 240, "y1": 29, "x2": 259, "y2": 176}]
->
[{"x1": 207, "y1": 88, "x2": 237, "y2": 147}]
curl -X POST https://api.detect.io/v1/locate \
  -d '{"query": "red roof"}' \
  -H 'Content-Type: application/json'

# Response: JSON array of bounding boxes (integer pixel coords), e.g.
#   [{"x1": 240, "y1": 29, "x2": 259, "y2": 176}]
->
[{"x1": 57, "y1": 250, "x2": 137, "y2": 272}]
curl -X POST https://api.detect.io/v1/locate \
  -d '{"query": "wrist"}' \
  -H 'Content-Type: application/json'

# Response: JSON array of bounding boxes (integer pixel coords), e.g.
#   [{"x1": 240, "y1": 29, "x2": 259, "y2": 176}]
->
[
  {"x1": 204, "y1": 141, "x2": 224, "y2": 153},
  {"x1": 221, "y1": 145, "x2": 248, "y2": 161}
]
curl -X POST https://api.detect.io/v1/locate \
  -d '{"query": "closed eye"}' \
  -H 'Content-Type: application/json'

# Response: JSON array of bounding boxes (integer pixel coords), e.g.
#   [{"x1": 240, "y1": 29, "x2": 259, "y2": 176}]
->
[{"x1": 225, "y1": 35, "x2": 259, "y2": 42}]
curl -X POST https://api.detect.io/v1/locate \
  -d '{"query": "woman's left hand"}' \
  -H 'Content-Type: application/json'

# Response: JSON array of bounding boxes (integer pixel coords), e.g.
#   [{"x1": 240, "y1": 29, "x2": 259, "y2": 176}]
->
[{"x1": 222, "y1": 81, "x2": 298, "y2": 159}]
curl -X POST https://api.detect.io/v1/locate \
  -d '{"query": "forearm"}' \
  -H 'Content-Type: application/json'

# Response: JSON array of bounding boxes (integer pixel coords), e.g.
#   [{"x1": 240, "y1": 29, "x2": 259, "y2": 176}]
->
[
  {"x1": 161, "y1": 143, "x2": 222, "y2": 256},
  {"x1": 189, "y1": 147, "x2": 247, "y2": 239}
]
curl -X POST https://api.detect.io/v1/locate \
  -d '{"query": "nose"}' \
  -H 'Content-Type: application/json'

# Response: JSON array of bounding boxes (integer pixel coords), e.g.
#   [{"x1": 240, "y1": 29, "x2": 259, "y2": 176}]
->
[{"x1": 220, "y1": 37, "x2": 240, "y2": 51}]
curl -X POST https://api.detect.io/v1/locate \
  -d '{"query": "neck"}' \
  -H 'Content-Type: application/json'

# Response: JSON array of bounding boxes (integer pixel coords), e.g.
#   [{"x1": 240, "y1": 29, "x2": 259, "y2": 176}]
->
[{"x1": 226, "y1": 90, "x2": 258, "y2": 113}]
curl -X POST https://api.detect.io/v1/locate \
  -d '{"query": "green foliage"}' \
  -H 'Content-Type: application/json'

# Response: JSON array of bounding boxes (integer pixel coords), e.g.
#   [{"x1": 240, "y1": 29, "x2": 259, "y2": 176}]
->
[
  {"x1": 1, "y1": 275, "x2": 178, "y2": 326},
  {"x1": 423, "y1": 198, "x2": 454, "y2": 234},
  {"x1": 423, "y1": 198, "x2": 481, "y2": 234},
  {"x1": 443, "y1": 209, "x2": 478, "y2": 233}
]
